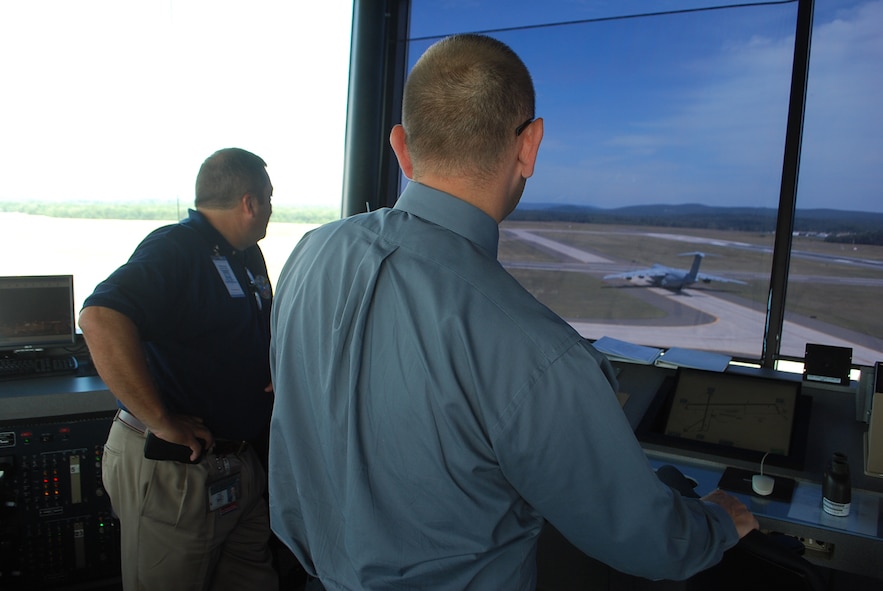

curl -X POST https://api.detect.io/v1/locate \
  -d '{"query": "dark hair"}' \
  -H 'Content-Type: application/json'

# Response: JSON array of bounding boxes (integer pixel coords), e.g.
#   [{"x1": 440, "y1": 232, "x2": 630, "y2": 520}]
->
[
  {"x1": 402, "y1": 34, "x2": 535, "y2": 180},
  {"x1": 195, "y1": 148, "x2": 268, "y2": 209}
]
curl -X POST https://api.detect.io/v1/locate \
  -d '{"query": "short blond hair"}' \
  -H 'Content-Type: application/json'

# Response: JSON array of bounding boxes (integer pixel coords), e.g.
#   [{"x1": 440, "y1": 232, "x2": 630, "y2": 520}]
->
[{"x1": 402, "y1": 34, "x2": 535, "y2": 180}]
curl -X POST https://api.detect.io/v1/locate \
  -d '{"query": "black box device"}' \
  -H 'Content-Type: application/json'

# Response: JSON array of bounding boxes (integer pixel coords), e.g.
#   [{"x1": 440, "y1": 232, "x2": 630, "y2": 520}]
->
[{"x1": 144, "y1": 432, "x2": 205, "y2": 464}]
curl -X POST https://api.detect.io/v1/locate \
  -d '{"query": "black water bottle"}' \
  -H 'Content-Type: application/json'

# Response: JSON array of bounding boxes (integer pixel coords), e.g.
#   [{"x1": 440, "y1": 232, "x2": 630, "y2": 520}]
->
[{"x1": 822, "y1": 452, "x2": 851, "y2": 517}]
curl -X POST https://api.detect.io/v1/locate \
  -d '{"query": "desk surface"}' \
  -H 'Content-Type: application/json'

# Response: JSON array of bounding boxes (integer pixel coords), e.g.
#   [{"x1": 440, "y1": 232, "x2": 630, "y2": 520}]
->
[
  {"x1": 0, "y1": 374, "x2": 116, "y2": 421},
  {"x1": 2, "y1": 363, "x2": 881, "y2": 579},
  {"x1": 614, "y1": 362, "x2": 883, "y2": 491},
  {"x1": 612, "y1": 361, "x2": 883, "y2": 579}
]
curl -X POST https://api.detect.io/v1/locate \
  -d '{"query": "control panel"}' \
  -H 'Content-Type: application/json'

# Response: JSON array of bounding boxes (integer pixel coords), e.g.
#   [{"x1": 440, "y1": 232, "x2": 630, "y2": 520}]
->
[{"x1": 0, "y1": 411, "x2": 120, "y2": 589}]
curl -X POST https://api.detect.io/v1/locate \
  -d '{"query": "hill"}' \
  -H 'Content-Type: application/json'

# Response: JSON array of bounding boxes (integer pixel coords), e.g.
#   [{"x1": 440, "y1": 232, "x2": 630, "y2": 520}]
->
[{"x1": 510, "y1": 202, "x2": 883, "y2": 245}]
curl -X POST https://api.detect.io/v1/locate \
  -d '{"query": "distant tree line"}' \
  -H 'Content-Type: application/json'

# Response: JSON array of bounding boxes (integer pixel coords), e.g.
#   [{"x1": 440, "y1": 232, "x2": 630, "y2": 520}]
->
[
  {"x1": 0, "y1": 201, "x2": 338, "y2": 225},
  {"x1": 508, "y1": 203, "x2": 883, "y2": 245},
  {"x1": 4, "y1": 200, "x2": 881, "y2": 245}
]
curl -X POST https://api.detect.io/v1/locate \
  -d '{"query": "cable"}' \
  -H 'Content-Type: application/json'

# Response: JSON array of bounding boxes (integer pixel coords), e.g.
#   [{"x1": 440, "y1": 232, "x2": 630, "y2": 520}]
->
[{"x1": 407, "y1": 0, "x2": 799, "y2": 42}]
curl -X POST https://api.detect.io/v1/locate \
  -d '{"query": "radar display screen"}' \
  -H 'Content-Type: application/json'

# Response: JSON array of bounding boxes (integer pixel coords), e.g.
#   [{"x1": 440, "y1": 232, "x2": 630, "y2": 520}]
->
[
  {"x1": 664, "y1": 369, "x2": 796, "y2": 455},
  {"x1": 636, "y1": 367, "x2": 811, "y2": 469}
]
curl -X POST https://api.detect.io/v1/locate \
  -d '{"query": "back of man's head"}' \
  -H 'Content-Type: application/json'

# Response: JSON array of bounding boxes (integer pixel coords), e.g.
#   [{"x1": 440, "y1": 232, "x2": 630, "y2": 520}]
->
[
  {"x1": 195, "y1": 147, "x2": 268, "y2": 209},
  {"x1": 402, "y1": 34, "x2": 535, "y2": 181}
]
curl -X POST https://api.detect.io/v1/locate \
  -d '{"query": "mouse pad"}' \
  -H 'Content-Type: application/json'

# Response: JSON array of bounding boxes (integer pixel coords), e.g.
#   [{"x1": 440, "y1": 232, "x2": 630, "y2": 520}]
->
[{"x1": 717, "y1": 467, "x2": 795, "y2": 503}]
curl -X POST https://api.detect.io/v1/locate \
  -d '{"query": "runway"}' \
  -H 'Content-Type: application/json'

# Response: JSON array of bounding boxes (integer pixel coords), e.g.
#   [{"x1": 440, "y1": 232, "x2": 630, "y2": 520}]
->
[
  {"x1": 506, "y1": 228, "x2": 612, "y2": 263},
  {"x1": 502, "y1": 228, "x2": 883, "y2": 366},
  {"x1": 569, "y1": 288, "x2": 883, "y2": 366}
]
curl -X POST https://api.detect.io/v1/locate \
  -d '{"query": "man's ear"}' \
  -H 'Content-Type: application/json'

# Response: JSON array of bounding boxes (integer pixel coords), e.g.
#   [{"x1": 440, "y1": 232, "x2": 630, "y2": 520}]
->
[
  {"x1": 390, "y1": 124, "x2": 414, "y2": 179},
  {"x1": 518, "y1": 117, "x2": 544, "y2": 179},
  {"x1": 242, "y1": 193, "x2": 257, "y2": 217}
]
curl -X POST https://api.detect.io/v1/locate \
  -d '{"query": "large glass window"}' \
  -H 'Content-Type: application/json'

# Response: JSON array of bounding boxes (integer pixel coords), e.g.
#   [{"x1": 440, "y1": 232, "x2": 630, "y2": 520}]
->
[
  {"x1": 407, "y1": 0, "x2": 883, "y2": 366},
  {"x1": 0, "y1": 1, "x2": 353, "y2": 316},
  {"x1": 781, "y1": 1, "x2": 883, "y2": 364}
]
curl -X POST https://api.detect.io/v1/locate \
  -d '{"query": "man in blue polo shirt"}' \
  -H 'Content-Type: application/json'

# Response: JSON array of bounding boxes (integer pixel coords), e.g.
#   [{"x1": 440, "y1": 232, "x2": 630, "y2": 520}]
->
[
  {"x1": 80, "y1": 147, "x2": 278, "y2": 590},
  {"x1": 268, "y1": 35, "x2": 758, "y2": 590}
]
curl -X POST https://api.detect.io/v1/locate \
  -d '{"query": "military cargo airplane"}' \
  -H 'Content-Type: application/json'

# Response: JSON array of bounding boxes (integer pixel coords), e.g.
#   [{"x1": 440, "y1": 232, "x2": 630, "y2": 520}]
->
[{"x1": 603, "y1": 252, "x2": 747, "y2": 292}]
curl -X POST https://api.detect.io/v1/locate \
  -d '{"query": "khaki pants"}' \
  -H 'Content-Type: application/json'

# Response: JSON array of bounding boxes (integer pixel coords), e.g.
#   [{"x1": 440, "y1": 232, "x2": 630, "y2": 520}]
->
[{"x1": 103, "y1": 418, "x2": 279, "y2": 591}]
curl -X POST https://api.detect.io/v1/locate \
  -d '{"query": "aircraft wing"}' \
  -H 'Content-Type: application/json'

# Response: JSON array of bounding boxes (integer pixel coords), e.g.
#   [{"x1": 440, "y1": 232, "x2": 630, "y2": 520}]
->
[
  {"x1": 603, "y1": 264, "x2": 669, "y2": 281},
  {"x1": 694, "y1": 272, "x2": 747, "y2": 285}
]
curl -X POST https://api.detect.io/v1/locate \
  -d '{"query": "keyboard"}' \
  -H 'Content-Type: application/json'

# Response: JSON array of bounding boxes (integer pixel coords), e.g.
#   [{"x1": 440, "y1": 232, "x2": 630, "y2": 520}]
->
[{"x1": 0, "y1": 355, "x2": 79, "y2": 379}]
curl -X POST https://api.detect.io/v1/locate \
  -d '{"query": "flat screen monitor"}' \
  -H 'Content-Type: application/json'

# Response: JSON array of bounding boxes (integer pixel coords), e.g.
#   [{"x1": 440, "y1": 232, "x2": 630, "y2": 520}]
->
[
  {"x1": 0, "y1": 275, "x2": 76, "y2": 352},
  {"x1": 637, "y1": 367, "x2": 811, "y2": 469}
]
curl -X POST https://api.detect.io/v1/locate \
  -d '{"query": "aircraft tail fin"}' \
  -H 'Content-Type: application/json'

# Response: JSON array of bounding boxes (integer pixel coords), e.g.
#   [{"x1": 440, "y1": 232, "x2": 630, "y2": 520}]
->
[{"x1": 683, "y1": 252, "x2": 705, "y2": 283}]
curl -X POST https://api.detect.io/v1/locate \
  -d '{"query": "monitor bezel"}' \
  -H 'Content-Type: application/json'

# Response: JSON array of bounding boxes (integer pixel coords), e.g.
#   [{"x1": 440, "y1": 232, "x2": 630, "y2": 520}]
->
[
  {"x1": 636, "y1": 367, "x2": 812, "y2": 470},
  {"x1": 0, "y1": 274, "x2": 76, "y2": 352}
]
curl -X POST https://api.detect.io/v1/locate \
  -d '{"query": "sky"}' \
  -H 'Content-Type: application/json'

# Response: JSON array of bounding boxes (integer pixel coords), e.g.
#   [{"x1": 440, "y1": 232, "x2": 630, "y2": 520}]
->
[
  {"x1": 0, "y1": 1, "x2": 353, "y2": 212},
  {"x1": 1, "y1": 1, "x2": 880, "y2": 213},
  {"x1": 410, "y1": 0, "x2": 883, "y2": 212}
]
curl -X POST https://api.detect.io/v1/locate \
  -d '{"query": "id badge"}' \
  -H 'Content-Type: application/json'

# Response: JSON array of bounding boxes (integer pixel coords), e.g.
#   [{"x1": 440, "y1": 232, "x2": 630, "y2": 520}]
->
[
  {"x1": 207, "y1": 473, "x2": 241, "y2": 513},
  {"x1": 212, "y1": 256, "x2": 246, "y2": 298}
]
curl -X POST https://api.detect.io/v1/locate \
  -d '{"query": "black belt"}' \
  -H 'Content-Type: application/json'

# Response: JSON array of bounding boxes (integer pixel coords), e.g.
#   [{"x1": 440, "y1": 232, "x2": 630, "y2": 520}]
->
[
  {"x1": 212, "y1": 440, "x2": 249, "y2": 455},
  {"x1": 116, "y1": 409, "x2": 247, "y2": 455},
  {"x1": 115, "y1": 408, "x2": 146, "y2": 434}
]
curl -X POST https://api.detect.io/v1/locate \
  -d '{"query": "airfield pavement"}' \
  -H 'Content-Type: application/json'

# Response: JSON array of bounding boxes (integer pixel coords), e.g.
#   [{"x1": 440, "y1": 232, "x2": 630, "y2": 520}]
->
[
  {"x1": 2, "y1": 212, "x2": 881, "y2": 366},
  {"x1": 503, "y1": 227, "x2": 883, "y2": 366}
]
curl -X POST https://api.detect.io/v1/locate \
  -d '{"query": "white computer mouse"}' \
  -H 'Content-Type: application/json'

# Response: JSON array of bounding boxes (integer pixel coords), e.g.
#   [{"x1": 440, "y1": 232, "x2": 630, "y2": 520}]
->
[{"x1": 752, "y1": 474, "x2": 775, "y2": 496}]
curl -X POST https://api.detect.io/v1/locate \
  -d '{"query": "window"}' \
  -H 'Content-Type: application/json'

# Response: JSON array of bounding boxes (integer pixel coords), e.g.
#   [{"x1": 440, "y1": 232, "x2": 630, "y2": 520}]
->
[
  {"x1": 404, "y1": 0, "x2": 883, "y2": 366},
  {"x1": 0, "y1": 1, "x2": 353, "y2": 316},
  {"x1": 781, "y1": 1, "x2": 883, "y2": 364}
]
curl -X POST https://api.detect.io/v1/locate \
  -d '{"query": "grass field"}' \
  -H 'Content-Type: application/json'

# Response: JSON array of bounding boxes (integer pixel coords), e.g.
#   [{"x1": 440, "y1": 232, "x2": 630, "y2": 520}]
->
[
  {"x1": 507, "y1": 268, "x2": 670, "y2": 321},
  {"x1": 499, "y1": 220, "x2": 883, "y2": 343}
]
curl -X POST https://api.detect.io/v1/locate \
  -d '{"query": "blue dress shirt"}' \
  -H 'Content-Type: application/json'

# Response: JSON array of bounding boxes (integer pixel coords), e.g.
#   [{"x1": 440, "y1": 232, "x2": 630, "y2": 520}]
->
[{"x1": 269, "y1": 182, "x2": 738, "y2": 590}]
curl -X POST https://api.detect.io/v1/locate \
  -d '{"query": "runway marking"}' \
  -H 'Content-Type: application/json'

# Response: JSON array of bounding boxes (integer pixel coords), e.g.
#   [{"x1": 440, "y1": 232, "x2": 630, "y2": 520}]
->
[
  {"x1": 643, "y1": 233, "x2": 752, "y2": 248},
  {"x1": 503, "y1": 229, "x2": 612, "y2": 263}
]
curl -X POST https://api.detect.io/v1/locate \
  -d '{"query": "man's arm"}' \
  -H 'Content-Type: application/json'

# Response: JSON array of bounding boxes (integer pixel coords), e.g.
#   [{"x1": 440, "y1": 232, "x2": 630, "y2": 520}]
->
[
  {"x1": 79, "y1": 305, "x2": 214, "y2": 460},
  {"x1": 497, "y1": 341, "x2": 753, "y2": 581}
]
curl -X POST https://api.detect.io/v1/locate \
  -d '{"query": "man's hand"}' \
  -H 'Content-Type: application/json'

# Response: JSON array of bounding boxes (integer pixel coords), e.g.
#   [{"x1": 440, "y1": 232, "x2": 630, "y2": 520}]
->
[
  {"x1": 80, "y1": 306, "x2": 212, "y2": 462},
  {"x1": 701, "y1": 489, "x2": 759, "y2": 539},
  {"x1": 149, "y1": 415, "x2": 214, "y2": 463}
]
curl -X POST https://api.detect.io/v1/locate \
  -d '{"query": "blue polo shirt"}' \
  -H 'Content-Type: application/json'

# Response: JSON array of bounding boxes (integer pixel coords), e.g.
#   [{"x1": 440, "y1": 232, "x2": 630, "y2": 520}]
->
[
  {"x1": 269, "y1": 182, "x2": 737, "y2": 590},
  {"x1": 84, "y1": 209, "x2": 273, "y2": 441}
]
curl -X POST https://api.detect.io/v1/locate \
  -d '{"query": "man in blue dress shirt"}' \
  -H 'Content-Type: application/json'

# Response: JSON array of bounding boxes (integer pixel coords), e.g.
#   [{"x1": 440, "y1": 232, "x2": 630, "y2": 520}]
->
[{"x1": 268, "y1": 34, "x2": 758, "y2": 590}]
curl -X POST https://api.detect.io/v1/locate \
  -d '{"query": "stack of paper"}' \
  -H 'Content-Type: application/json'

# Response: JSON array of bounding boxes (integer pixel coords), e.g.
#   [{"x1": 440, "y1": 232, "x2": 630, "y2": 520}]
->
[
  {"x1": 592, "y1": 337, "x2": 732, "y2": 372},
  {"x1": 654, "y1": 347, "x2": 732, "y2": 372},
  {"x1": 592, "y1": 336, "x2": 663, "y2": 365}
]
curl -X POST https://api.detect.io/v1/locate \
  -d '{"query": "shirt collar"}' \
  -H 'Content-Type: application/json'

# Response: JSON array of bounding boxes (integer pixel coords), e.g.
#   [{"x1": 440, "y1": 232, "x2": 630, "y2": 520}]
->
[
  {"x1": 185, "y1": 208, "x2": 238, "y2": 257},
  {"x1": 393, "y1": 182, "x2": 500, "y2": 258}
]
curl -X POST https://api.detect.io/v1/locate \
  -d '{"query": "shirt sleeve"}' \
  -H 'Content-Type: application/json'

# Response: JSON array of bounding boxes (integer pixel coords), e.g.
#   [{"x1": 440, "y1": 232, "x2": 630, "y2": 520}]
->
[
  {"x1": 82, "y1": 229, "x2": 187, "y2": 339},
  {"x1": 493, "y1": 339, "x2": 739, "y2": 581}
]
